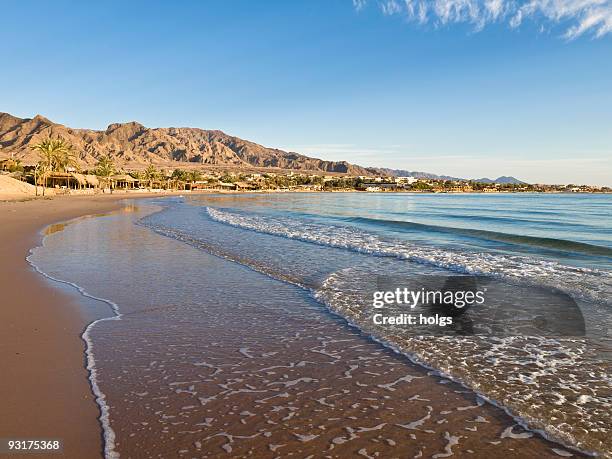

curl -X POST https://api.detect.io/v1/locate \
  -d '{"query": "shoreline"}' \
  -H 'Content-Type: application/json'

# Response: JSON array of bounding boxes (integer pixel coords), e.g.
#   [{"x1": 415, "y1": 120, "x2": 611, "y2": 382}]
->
[
  {"x1": 37, "y1": 200, "x2": 582, "y2": 458},
  {"x1": 1, "y1": 193, "x2": 604, "y2": 457},
  {"x1": 0, "y1": 193, "x2": 174, "y2": 458},
  {"x1": 1, "y1": 188, "x2": 610, "y2": 204}
]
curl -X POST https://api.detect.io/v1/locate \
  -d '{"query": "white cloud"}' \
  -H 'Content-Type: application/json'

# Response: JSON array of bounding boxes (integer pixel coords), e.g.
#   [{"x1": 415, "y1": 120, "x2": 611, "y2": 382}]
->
[
  {"x1": 353, "y1": 0, "x2": 368, "y2": 11},
  {"x1": 357, "y1": 0, "x2": 612, "y2": 38}
]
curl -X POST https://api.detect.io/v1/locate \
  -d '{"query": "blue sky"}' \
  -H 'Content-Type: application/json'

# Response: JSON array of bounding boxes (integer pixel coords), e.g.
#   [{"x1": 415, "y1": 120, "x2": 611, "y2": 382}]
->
[{"x1": 1, "y1": 0, "x2": 610, "y2": 185}]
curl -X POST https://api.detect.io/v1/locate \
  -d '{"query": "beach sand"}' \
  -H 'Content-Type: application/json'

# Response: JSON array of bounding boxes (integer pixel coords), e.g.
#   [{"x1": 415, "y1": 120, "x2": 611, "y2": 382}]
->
[{"x1": 0, "y1": 195, "x2": 144, "y2": 458}]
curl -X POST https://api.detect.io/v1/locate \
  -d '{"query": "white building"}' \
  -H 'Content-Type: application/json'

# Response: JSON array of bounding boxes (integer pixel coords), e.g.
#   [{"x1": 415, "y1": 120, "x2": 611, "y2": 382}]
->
[{"x1": 395, "y1": 176, "x2": 417, "y2": 184}]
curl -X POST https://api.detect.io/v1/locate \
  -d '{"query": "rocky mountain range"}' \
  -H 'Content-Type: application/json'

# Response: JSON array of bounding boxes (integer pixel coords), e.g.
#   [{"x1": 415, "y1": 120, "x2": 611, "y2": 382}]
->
[
  {"x1": 0, "y1": 113, "x2": 374, "y2": 175},
  {"x1": 0, "y1": 112, "x2": 525, "y2": 184}
]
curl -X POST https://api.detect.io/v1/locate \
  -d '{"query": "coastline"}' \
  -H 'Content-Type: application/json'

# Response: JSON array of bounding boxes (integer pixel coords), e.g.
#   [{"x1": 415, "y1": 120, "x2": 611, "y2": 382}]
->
[
  {"x1": 32, "y1": 199, "x2": 586, "y2": 458},
  {"x1": 0, "y1": 194, "x2": 169, "y2": 458},
  {"x1": 2, "y1": 192, "x2": 606, "y2": 457}
]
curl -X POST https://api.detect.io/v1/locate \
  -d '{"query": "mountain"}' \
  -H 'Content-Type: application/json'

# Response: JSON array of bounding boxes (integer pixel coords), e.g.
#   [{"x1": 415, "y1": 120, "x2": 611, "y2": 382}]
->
[
  {"x1": 383, "y1": 168, "x2": 525, "y2": 184},
  {"x1": 0, "y1": 113, "x2": 527, "y2": 183},
  {"x1": 381, "y1": 169, "x2": 462, "y2": 181},
  {"x1": 0, "y1": 113, "x2": 374, "y2": 175},
  {"x1": 472, "y1": 176, "x2": 525, "y2": 184}
]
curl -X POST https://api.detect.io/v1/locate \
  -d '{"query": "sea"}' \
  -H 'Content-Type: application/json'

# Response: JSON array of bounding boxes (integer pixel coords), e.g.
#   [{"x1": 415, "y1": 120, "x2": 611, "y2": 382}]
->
[{"x1": 29, "y1": 192, "x2": 611, "y2": 458}]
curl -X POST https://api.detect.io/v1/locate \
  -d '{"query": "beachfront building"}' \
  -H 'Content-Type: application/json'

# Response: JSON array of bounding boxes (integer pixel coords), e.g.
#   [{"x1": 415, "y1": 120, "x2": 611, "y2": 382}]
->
[
  {"x1": 359, "y1": 182, "x2": 399, "y2": 191},
  {"x1": 219, "y1": 182, "x2": 237, "y2": 191},
  {"x1": 234, "y1": 181, "x2": 258, "y2": 191},
  {"x1": 45, "y1": 172, "x2": 89, "y2": 190},
  {"x1": 85, "y1": 174, "x2": 99, "y2": 189},
  {"x1": 189, "y1": 180, "x2": 217, "y2": 191},
  {"x1": 111, "y1": 174, "x2": 139, "y2": 190},
  {"x1": 395, "y1": 176, "x2": 417, "y2": 184}
]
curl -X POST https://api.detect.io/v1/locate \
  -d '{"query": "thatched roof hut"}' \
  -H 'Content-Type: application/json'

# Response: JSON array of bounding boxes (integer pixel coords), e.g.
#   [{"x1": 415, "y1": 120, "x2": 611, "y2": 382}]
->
[
  {"x1": 71, "y1": 173, "x2": 87, "y2": 187},
  {"x1": 111, "y1": 174, "x2": 138, "y2": 183},
  {"x1": 112, "y1": 174, "x2": 139, "y2": 189},
  {"x1": 85, "y1": 174, "x2": 99, "y2": 187},
  {"x1": 44, "y1": 172, "x2": 80, "y2": 189},
  {"x1": 235, "y1": 181, "x2": 258, "y2": 190}
]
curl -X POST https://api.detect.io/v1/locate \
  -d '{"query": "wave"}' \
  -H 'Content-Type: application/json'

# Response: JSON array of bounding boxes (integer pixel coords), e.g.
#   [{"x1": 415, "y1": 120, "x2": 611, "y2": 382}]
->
[
  {"x1": 205, "y1": 207, "x2": 611, "y2": 305},
  {"x1": 314, "y1": 266, "x2": 609, "y2": 457},
  {"x1": 141, "y1": 209, "x2": 608, "y2": 456},
  {"x1": 343, "y1": 216, "x2": 612, "y2": 257}
]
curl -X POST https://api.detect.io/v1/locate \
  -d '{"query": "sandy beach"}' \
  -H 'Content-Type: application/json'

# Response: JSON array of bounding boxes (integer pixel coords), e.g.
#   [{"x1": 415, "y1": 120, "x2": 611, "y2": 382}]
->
[
  {"x1": 2, "y1": 192, "x2": 607, "y2": 458},
  {"x1": 1, "y1": 2, "x2": 609, "y2": 456},
  {"x1": 0, "y1": 194, "x2": 174, "y2": 458}
]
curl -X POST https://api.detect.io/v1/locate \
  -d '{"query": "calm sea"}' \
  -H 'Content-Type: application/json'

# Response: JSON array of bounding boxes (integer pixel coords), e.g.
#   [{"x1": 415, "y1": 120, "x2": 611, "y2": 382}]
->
[{"x1": 30, "y1": 193, "x2": 611, "y2": 457}]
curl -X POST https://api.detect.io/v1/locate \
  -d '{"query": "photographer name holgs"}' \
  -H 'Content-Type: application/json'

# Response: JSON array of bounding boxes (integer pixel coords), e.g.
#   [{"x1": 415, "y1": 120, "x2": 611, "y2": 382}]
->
[{"x1": 371, "y1": 287, "x2": 486, "y2": 327}]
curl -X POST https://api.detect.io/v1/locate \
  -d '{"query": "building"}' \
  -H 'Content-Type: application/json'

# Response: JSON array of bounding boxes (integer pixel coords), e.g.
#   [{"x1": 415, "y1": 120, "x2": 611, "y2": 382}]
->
[
  {"x1": 111, "y1": 174, "x2": 139, "y2": 189},
  {"x1": 234, "y1": 181, "x2": 258, "y2": 191},
  {"x1": 358, "y1": 182, "x2": 398, "y2": 191},
  {"x1": 395, "y1": 176, "x2": 417, "y2": 184}
]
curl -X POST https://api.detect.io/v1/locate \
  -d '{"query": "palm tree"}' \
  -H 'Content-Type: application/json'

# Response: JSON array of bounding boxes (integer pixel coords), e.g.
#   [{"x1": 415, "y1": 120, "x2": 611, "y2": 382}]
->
[
  {"x1": 171, "y1": 169, "x2": 187, "y2": 190},
  {"x1": 30, "y1": 137, "x2": 73, "y2": 194},
  {"x1": 6, "y1": 158, "x2": 24, "y2": 174},
  {"x1": 95, "y1": 155, "x2": 115, "y2": 193},
  {"x1": 55, "y1": 146, "x2": 78, "y2": 172},
  {"x1": 187, "y1": 170, "x2": 202, "y2": 189},
  {"x1": 33, "y1": 161, "x2": 48, "y2": 197},
  {"x1": 143, "y1": 163, "x2": 159, "y2": 190}
]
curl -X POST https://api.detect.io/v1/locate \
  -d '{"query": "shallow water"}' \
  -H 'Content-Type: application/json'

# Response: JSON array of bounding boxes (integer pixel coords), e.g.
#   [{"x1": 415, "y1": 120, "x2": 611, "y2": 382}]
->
[{"x1": 29, "y1": 193, "x2": 611, "y2": 457}]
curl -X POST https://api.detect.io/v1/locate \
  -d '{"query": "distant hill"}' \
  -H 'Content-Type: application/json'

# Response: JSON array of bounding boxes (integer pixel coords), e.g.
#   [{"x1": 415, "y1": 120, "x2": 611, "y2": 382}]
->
[
  {"x1": 0, "y1": 112, "x2": 526, "y2": 183},
  {"x1": 381, "y1": 169, "x2": 462, "y2": 181},
  {"x1": 472, "y1": 176, "x2": 525, "y2": 184},
  {"x1": 0, "y1": 113, "x2": 374, "y2": 175},
  {"x1": 383, "y1": 169, "x2": 525, "y2": 184}
]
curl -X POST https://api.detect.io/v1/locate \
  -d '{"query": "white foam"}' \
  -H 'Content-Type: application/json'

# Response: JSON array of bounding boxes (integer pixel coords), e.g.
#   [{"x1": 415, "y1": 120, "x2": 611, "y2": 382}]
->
[
  {"x1": 206, "y1": 206, "x2": 610, "y2": 304},
  {"x1": 432, "y1": 432, "x2": 460, "y2": 458},
  {"x1": 501, "y1": 425, "x2": 535, "y2": 439},
  {"x1": 27, "y1": 241, "x2": 122, "y2": 458},
  {"x1": 143, "y1": 205, "x2": 604, "y2": 457}
]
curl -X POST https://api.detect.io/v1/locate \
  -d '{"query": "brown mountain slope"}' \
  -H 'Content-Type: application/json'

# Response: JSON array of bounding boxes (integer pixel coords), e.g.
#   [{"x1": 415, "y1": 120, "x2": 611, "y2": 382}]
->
[{"x1": 0, "y1": 112, "x2": 373, "y2": 175}]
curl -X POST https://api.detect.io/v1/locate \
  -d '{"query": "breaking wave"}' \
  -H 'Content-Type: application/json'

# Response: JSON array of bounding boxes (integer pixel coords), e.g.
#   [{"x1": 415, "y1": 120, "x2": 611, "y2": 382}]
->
[{"x1": 206, "y1": 207, "x2": 611, "y2": 305}]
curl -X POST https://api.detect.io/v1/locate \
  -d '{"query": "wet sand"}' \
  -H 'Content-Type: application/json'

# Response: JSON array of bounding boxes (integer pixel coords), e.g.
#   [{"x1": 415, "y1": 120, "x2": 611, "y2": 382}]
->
[
  {"x1": 0, "y1": 195, "x2": 155, "y2": 458},
  {"x1": 29, "y1": 202, "x2": 586, "y2": 458},
  {"x1": 2, "y1": 195, "x2": 592, "y2": 458}
]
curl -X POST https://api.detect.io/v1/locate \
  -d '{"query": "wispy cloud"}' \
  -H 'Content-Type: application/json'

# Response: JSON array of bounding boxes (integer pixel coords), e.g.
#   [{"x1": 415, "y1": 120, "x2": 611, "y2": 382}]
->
[
  {"x1": 353, "y1": 0, "x2": 368, "y2": 11},
  {"x1": 358, "y1": 0, "x2": 612, "y2": 39}
]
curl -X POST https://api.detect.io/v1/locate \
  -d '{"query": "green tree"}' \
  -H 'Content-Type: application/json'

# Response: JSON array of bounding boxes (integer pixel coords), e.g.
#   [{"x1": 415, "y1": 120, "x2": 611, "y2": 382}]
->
[
  {"x1": 170, "y1": 169, "x2": 187, "y2": 189},
  {"x1": 410, "y1": 181, "x2": 432, "y2": 191},
  {"x1": 55, "y1": 146, "x2": 78, "y2": 172},
  {"x1": 95, "y1": 155, "x2": 115, "y2": 193},
  {"x1": 143, "y1": 163, "x2": 159, "y2": 189},
  {"x1": 33, "y1": 161, "x2": 49, "y2": 197},
  {"x1": 7, "y1": 158, "x2": 24, "y2": 173},
  {"x1": 171, "y1": 169, "x2": 188, "y2": 181},
  {"x1": 188, "y1": 170, "x2": 202, "y2": 183},
  {"x1": 30, "y1": 137, "x2": 74, "y2": 195}
]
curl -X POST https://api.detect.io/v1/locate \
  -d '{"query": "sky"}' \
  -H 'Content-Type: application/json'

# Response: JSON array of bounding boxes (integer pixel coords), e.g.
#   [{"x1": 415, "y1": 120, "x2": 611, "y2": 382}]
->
[{"x1": 0, "y1": 0, "x2": 611, "y2": 185}]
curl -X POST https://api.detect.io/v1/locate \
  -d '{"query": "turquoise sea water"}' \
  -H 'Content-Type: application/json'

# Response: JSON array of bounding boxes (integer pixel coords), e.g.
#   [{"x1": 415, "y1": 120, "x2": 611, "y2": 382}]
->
[{"x1": 201, "y1": 192, "x2": 612, "y2": 268}]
